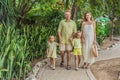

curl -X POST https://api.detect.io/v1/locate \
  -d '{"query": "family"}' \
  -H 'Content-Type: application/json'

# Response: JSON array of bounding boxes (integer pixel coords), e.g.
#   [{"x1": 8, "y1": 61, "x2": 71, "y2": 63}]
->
[{"x1": 46, "y1": 9, "x2": 96, "y2": 71}]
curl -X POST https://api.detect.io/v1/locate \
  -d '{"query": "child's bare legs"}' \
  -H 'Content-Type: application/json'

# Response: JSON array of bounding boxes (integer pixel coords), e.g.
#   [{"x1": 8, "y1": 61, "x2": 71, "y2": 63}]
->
[
  {"x1": 78, "y1": 55, "x2": 81, "y2": 68},
  {"x1": 52, "y1": 58, "x2": 55, "y2": 70},
  {"x1": 75, "y1": 55, "x2": 78, "y2": 70},
  {"x1": 51, "y1": 58, "x2": 55, "y2": 70},
  {"x1": 50, "y1": 58, "x2": 52, "y2": 67}
]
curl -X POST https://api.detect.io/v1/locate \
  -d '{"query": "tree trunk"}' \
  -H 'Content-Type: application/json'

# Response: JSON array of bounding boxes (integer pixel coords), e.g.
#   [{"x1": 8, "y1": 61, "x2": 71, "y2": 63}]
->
[
  {"x1": 65, "y1": 0, "x2": 70, "y2": 9},
  {"x1": 71, "y1": 0, "x2": 78, "y2": 20},
  {"x1": 110, "y1": 20, "x2": 114, "y2": 41},
  {"x1": 110, "y1": 3, "x2": 115, "y2": 41}
]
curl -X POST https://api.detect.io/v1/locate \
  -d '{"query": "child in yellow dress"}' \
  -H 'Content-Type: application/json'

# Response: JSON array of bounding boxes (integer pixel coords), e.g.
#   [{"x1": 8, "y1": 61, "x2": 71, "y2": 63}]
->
[
  {"x1": 72, "y1": 31, "x2": 82, "y2": 71},
  {"x1": 46, "y1": 36, "x2": 58, "y2": 70}
]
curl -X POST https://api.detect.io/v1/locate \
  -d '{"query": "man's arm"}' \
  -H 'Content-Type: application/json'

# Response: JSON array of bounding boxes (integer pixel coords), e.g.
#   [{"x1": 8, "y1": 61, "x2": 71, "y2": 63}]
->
[
  {"x1": 70, "y1": 21, "x2": 77, "y2": 40},
  {"x1": 57, "y1": 32, "x2": 62, "y2": 44},
  {"x1": 57, "y1": 21, "x2": 62, "y2": 44}
]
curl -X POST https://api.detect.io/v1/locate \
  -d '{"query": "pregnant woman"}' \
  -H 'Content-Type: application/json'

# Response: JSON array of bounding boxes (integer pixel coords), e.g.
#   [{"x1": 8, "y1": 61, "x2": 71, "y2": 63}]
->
[{"x1": 81, "y1": 12, "x2": 96, "y2": 69}]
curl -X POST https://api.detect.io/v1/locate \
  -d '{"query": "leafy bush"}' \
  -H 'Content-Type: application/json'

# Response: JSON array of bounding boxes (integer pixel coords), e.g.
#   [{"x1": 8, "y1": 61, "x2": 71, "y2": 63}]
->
[
  {"x1": 0, "y1": 22, "x2": 62, "y2": 79},
  {"x1": 96, "y1": 23, "x2": 110, "y2": 44},
  {"x1": 114, "y1": 21, "x2": 120, "y2": 35}
]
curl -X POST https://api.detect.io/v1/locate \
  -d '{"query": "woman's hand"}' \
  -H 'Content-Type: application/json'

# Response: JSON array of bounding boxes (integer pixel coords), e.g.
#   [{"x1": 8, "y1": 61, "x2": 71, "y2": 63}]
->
[
  {"x1": 81, "y1": 38, "x2": 85, "y2": 43},
  {"x1": 93, "y1": 40, "x2": 96, "y2": 44}
]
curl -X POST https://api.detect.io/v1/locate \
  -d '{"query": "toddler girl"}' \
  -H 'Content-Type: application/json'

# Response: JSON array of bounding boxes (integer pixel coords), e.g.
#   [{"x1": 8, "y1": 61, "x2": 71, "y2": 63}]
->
[{"x1": 46, "y1": 36, "x2": 58, "y2": 70}]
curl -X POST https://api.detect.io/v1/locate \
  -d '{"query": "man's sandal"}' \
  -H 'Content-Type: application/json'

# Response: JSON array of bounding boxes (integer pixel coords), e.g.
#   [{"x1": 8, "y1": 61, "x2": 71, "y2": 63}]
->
[{"x1": 60, "y1": 62, "x2": 64, "y2": 67}]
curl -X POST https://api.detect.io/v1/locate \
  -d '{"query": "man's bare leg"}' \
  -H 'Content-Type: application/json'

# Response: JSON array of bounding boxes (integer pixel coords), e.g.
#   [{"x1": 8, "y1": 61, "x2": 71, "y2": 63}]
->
[
  {"x1": 60, "y1": 51, "x2": 65, "y2": 67},
  {"x1": 66, "y1": 50, "x2": 71, "y2": 70}
]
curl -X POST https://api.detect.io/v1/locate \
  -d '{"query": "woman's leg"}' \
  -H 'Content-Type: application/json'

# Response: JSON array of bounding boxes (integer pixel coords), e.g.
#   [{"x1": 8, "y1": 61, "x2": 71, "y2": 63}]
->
[
  {"x1": 85, "y1": 63, "x2": 90, "y2": 69},
  {"x1": 81, "y1": 62, "x2": 87, "y2": 69}
]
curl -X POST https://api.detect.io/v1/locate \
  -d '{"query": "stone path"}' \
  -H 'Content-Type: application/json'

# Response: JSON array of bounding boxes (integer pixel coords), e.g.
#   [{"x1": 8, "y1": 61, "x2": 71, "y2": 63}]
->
[
  {"x1": 96, "y1": 41, "x2": 120, "y2": 61},
  {"x1": 37, "y1": 56, "x2": 91, "y2": 80},
  {"x1": 36, "y1": 38, "x2": 120, "y2": 80}
]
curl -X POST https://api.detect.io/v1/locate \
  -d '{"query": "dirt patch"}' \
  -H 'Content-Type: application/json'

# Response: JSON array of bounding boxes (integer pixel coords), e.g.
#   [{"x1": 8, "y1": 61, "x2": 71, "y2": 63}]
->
[
  {"x1": 100, "y1": 37, "x2": 119, "y2": 50},
  {"x1": 91, "y1": 58, "x2": 120, "y2": 80},
  {"x1": 30, "y1": 57, "x2": 46, "y2": 67}
]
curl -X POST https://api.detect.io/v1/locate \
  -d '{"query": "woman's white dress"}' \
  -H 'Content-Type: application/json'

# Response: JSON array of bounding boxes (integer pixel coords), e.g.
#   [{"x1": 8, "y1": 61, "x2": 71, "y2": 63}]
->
[{"x1": 83, "y1": 24, "x2": 95, "y2": 64}]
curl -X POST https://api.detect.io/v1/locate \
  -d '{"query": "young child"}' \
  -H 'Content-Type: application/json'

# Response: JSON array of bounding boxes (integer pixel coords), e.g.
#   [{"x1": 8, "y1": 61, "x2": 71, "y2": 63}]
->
[
  {"x1": 46, "y1": 35, "x2": 58, "y2": 70},
  {"x1": 72, "y1": 31, "x2": 82, "y2": 71}
]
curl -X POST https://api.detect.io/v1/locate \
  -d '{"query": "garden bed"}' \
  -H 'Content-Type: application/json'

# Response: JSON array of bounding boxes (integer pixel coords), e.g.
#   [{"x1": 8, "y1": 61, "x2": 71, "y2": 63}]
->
[
  {"x1": 100, "y1": 37, "x2": 119, "y2": 50},
  {"x1": 91, "y1": 58, "x2": 120, "y2": 80}
]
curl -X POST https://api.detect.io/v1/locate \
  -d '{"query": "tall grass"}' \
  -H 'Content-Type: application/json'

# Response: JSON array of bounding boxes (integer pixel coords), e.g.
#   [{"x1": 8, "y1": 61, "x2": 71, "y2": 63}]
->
[{"x1": 0, "y1": 23, "x2": 57, "y2": 80}]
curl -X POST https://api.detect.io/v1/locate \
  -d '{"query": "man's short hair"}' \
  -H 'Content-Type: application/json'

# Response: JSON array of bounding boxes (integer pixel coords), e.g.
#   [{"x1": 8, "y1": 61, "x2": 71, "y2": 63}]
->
[{"x1": 65, "y1": 9, "x2": 71, "y2": 13}]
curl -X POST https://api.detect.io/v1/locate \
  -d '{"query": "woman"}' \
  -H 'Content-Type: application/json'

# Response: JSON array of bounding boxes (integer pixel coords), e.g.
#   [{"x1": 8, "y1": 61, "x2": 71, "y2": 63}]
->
[{"x1": 81, "y1": 12, "x2": 96, "y2": 69}]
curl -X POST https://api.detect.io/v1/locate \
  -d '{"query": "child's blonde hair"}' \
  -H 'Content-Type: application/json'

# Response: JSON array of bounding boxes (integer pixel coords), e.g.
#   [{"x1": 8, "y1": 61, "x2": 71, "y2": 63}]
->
[
  {"x1": 48, "y1": 35, "x2": 56, "y2": 42},
  {"x1": 73, "y1": 31, "x2": 81, "y2": 38}
]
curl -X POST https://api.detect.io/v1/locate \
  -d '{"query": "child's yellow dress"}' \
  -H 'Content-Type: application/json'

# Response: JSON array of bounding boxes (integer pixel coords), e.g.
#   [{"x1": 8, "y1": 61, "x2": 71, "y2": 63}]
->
[
  {"x1": 72, "y1": 38, "x2": 82, "y2": 55},
  {"x1": 47, "y1": 42, "x2": 58, "y2": 58}
]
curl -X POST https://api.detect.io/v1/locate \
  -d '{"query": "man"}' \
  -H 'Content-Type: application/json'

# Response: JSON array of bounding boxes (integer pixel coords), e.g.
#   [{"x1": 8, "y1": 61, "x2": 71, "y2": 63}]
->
[{"x1": 57, "y1": 10, "x2": 77, "y2": 70}]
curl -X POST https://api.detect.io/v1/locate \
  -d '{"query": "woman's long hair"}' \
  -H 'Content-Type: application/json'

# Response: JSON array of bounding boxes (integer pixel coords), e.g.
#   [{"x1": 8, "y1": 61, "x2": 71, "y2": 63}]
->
[{"x1": 83, "y1": 12, "x2": 94, "y2": 22}]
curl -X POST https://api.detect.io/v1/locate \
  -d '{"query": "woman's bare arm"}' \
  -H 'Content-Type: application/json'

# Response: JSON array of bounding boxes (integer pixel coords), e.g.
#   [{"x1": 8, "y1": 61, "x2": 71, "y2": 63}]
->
[
  {"x1": 81, "y1": 22, "x2": 85, "y2": 43},
  {"x1": 93, "y1": 21, "x2": 96, "y2": 44}
]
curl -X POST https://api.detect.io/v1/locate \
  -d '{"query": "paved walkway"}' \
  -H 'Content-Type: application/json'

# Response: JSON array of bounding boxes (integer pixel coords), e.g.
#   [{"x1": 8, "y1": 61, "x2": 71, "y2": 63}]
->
[
  {"x1": 37, "y1": 40, "x2": 120, "y2": 80},
  {"x1": 96, "y1": 41, "x2": 120, "y2": 61}
]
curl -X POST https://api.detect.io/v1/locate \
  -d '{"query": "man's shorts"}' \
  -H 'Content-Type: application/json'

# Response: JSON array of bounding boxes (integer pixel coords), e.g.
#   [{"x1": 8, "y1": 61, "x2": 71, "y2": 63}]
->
[{"x1": 59, "y1": 44, "x2": 72, "y2": 51}]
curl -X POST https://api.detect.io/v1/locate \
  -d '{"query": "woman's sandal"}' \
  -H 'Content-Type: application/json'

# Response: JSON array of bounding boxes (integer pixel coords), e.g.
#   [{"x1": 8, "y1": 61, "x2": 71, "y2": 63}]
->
[
  {"x1": 84, "y1": 64, "x2": 90, "y2": 69},
  {"x1": 66, "y1": 65, "x2": 71, "y2": 70},
  {"x1": 81, "y1": 64, "x2": 86, "y2": 69}
]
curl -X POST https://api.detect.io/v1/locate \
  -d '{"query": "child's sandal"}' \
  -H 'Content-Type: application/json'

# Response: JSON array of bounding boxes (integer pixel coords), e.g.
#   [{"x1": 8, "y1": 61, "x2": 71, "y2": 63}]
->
[
  {"x1": 75, "y1": 68, "x2": 78, "y2": 71},
  {"x1": 52, "y1": 66, "x2": 55, "y2": 70},
  {"x1": 66, "y1": 65, "x2": 71, "y2": 70}
]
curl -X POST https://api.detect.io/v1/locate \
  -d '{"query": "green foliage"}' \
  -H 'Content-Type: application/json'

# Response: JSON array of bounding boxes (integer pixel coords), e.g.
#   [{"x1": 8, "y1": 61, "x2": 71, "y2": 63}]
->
[
  {"x1": 114, "y1": 21, "x2": 120, "y2": 35},
  {"x1": 0, "y1": 0, "x2": 15, "y2": 26},
  {"x1": 0, "y1": 0, "x2": 120, "y2": 79},
  {"x1": 0, "y1": 22, "x2": 62, "y2": 79},
  {"x1": 0, "y1": 24, "x2": 31, "y2": 80},
  {"x1": 25, "y1": 1, "x2": 64, "y2": 26},
  {"x1": 96, "y1": 23, "x2": 110, "y2": 44},
  {"x1": 0, "y1": 24, "x2": 59, "y2": 79}
]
